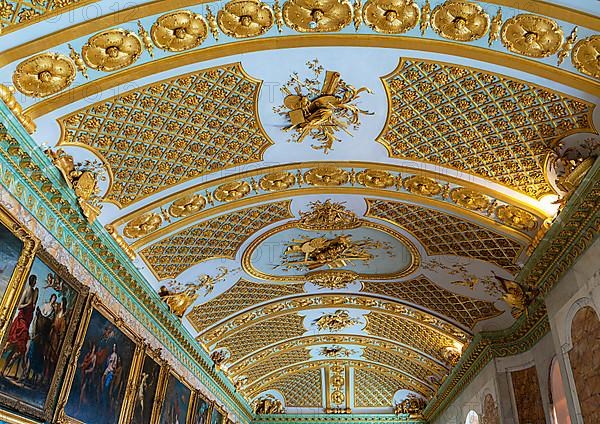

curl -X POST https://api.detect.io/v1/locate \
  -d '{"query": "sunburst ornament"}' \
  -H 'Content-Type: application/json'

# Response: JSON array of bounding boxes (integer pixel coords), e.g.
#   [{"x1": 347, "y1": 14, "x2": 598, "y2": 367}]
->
[{"x1": 274, "y1": 59, "x2": 373, "y2": 153}]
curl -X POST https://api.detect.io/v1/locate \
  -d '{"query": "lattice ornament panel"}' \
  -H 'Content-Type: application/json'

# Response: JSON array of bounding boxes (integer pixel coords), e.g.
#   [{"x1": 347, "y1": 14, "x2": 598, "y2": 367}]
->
[
  {"x1": 262, "y1": 369, "x2": 323, "y2": 408},
  {"x1": 362, "y1": 347, "x2": 440, "y2": 384},
  {"x1": 241, "y1": 348, "x2": 312, "y2": 382},
  {"x1": 354, "y1": 368, "x2": 404, "y2": 408}
]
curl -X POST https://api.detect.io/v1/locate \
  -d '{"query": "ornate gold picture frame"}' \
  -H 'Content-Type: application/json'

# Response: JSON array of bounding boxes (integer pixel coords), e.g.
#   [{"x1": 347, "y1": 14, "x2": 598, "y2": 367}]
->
[
  {"x1": 209, "y1": 401, "x2": 226, "y2": 424},
  {"x1": 190, "y1": 389, "x2": 211, "y2": 424},
  {"x1": 156, "y1": 368, "x2": 194, "y2": 424},
  {"x1": 129, "y1": 344, "x2": 167, "y2": 424}
]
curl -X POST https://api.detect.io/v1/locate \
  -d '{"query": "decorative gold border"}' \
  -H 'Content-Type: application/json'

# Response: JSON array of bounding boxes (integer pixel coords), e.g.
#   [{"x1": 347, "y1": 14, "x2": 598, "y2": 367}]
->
[
  {"x1": 189, "y1": 389, "x2": 212, "y2": 424},
  {"x1": 241, "y1": 219, "x2": 420, "y2": 282},
  {"x1": 0, "y1": 409, "x2": 40, "y2": 424},
  {"x1": 155, "y1": 367, "x2": 195, "y2": 424},
  {"x1": 210, "y1": 400, "x2": 226, "y2": 424},
  {"x1": 149, "y1": 362, "x2": 171, "y2": 424}
]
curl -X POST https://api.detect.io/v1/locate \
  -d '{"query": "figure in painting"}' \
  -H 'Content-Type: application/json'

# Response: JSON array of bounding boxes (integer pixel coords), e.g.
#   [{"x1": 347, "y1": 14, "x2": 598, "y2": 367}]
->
[
  {"x1": 78, "y1": 342, "x2": 97, "y2": 411},
  {"x1": 132, "y1": 355, "x2": 161, "y2": 424}
]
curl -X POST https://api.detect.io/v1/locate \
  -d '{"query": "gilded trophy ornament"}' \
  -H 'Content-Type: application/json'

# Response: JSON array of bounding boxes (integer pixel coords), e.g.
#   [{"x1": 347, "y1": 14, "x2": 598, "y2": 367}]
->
[
  {"x1": 320, "y1": 345, "x2": 356, "y2": 357},
  {"x1": 356, "y1": 169, "x2": 395, "y2": 188},
  {"x1": 306, "y1": 270, "x2": 359, "y2": 289},
  {"x1": 12, "y1": 53, "x2": 76, "y2": 97},
  {"x1": 150, "y1": 10, "x2": 208, "y2": 52},
  {"x1": 571, "y1": 35, "x2": 600, "y2": 79},
  {"x1": 282, "y1": 0, "x2": 352, "y2": 32},
  {"x1": 490, "y1": 272, "x2": 540, "y2": 317},
  {"x1": 394, "y1": 394, "x2": 427, "y2": 417},
  {"x1": 252, "y1": 394, "x2": 285, "y2": 414},
  {"x1": 297, "y1": 200, "x2": 361, "y2": 230},
  {"x1": 81, "y1": 29, "x2": 143, "y2": 72},
  {"x1": 495, "y1": 205, "x2": 537, "y2": 231},
  {"x1": 313, "y1": 309, "x2": 360, "y2": 331},
  {"x1": 259, "y1": 171, "x2": 296, "y2": 191},
  {"x1": 450, "y1": 188, "x2": 489, "y2": 211},
  {"x1": 500, "y1": 14, "x2": 564, "y2": 58},
  {"x1": 430, "y1": 0, "x2": 490, "y2": 42},
  {"x1": 403, "y1": 175, "x2": 442, "y2": 196},
  {"x1": 123, "y1": 212, "x2": 163, "y2": 238},
  {"x1": 362, "y1": 0, "x2": 420, "y2": 34},
  {"x1": 168, "y1": 194, "x2": 207, "y2": 218},
  {"x1": 210, "y1": 348, "x2": 231, "y2": 370},
  {"x1": 304, "y1": 166, "x2": 350, "y2": 186},
  {"x1": 217, "y1": 0, "x2": 275, "y2": 38},
  {"x1": 214, "y1": 180, "x2": 251, "y2": 202}
]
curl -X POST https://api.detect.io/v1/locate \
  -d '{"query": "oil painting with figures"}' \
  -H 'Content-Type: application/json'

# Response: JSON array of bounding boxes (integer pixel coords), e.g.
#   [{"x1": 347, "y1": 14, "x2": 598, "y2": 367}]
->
[
  {"x1": 192, "y1": 393, "x2": 210, "y2": 424},
  {"x1": 0, "y1": 255, "x2": 80, "y2": 416},
  {"x1": 211, "y1": 407, "x2": 224, "y2": 424},
  {"x1": 0, "y1": 222, "x2": 24, "y2": 302},
  {"x1": 64, "y1": 309, "x2": 137, "y2": 424},
  {"x1": 160, "y1": 373, "x2": 191, "y2": 424},
  {"x1": 132, "y1": 353, "x2": 161, "y2": 424}
]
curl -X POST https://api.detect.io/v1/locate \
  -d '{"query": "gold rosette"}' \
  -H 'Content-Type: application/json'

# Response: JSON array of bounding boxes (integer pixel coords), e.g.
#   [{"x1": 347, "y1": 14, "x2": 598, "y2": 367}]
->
[
  {"x1": 501, "y1": 14, "x2": 563, "y2": 58},
  {"x1": 82, "y1": 29, "x2": 143, "y2": 72},
  {"x1": 214, "y1": 181, "x2": 251, "y2": 202},
  {"x1": 168, "y1": 194, "x2": 207, "y2": 218},
  {"x1": 356, "y1": 169, "x2": 396, "y2": 188},
  {"x1": 403, "y1": 175, "x2": 442, "y2": 196},
  {"x1": 218, "y1": 0, "x2": 275, "y2": 38},
  {"x1": 304, "y1": 167, "x2": 350, "y2": 186},
  {"x1": 572, "y1": 35, "x2": 600, "y2": 78},
  {"x1": 431, "y1": 0, "x2": 490, "y2": 42},
  {"x1": 259, "y1": 171, "x2": 296, "y2": 191},
  {"x1": 495, "y1": 205, "x2": 537, "y2": 231},
  {"x1": 282, "y1": 0, "x2": 352, "y2": 32},
  {"x1": 13, "y1": 53, "x2": 76, "y2": 97},
  {"x1": 123, "y1": 213, "x2": 163, "y2": 238},
  {"x1": 363, "y1": 0, "x2": 420, "y2": 34},
  {"x1": 450, "y1": 188, "x2": 489, "y2": 211},
  {"x1": 151, "y1": 10, "x2": 208, "y2": 52}
]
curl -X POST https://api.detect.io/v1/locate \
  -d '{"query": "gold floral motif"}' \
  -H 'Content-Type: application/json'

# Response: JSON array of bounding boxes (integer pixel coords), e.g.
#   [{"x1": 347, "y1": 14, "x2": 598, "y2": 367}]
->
[
  {"x1": 403, "y1": 175, "x2": 442, "y2": 196},
  {"x1": 313, "y1": 309, "x2": 359, "y2": 331},
  {"x1": 306, "y1": 270, "x2": 359, "y2": 289},
  {"x1": 304, "y1": 166, "x2": 349, "y2": 186},
  {"x1": 12, "y1": 52, "x2": 76, "y2": 97},
  {"x1": 214, "y1": 180, "x2": 251, "y2": 202},
  {"x1": 218, "y1": 0, "x2": 274, "y2": 38},
  {"x1": 362, "y1": 0, "x2": 420, "y2": 34},
  {"x1": 137, "y1": 21, "x2": 154, "y2": 57},
  {"x1": 419, "y1": 0, "x2": 430, "y2": 35},
  {"x1": 206, "y1": 6, "x2": 220, "y2": 40},
  {"x1": 259, "y1": 171, "x2": 296, "y2": 191},
  {"x1": 571, "y1": 35, "x2": 600, "y2": 79},
  {"x1": 297, "y1": 199, "x2": 361, "y2": 230},
  {"x1": 150, "y1": 10, "x2": 208, "y2": 52},
  {"x1": 430, "y1": 0, "x2": 490, "y2": 42},
  {"x1": 81, "y1": 29, "x2": 142, "y2": 72},
  {"x1": 450, "y1": 188, "x2": 490, "y2": 211},
  {"x1": 488, "y1": 8, "x2": 502, "y2": 47},
  {"x1": 356, "y1": 169, "x2": 395, "y2": 188},
  {"x1": 557, "y1": 27, "x2": 577, "y2": 66},
  {"x1": 500, "y1": 14, "x2": 564, "y2": 58},
  {"x1": 495, "y1": 205, "x2": 537, "y2": 231},
  {"x1": 282, "y1": 0, "x2": 352, "y2": 32},
  {"x1": 123, "y1": 212, "x2": 163, "y2": 238},
  {"x1": 168, "y1": 194, "x2": 207, "y2": 218}
]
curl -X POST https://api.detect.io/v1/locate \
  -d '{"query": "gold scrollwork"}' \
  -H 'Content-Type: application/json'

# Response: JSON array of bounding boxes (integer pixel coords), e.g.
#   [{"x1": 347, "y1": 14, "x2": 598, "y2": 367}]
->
[
  {"x1": 168, "y1": 194, "x2": 207, "y2": 218},
  {"x1": 449, "y1": 188, "x2": 490, "y2": 211},
  {"x1": 304, "y1": 166, "x2": 349, "y2": 186},
  {"x1": 500, "y1": 14, "x2": 564, "y2": 58},
  {"x1": 356, "y1": 169, "x2": 395, "y2": 188},
  {"x1": 572, "y1": 35, "x2": 600, "y2": 79},
  {"x1": 259, "y1": 171, "x2": 296, "y2": 191},
  {"x1": 81, "y1": 29, "x2": 143, "y2": 72},
  {"x1": 362, "y1": 0, "x2": 420, "y2": 34},
  {"x1": 123, "y1": 212, "x2": 163, "y2": 238},
  {"x1": 12, "y1": 53, "x2": 76, "y2": 98},
  {"x1": 403, "y1": 175, "x2": 442, "y2": 197},
  {"x1": 282, "y1": 0, "x2": 353, "y2": 32},
  {"x1": 214, "y1": 181, "x2": 252, "y2": 202},
  {"x1": 218, "y1": 0, "x2": 275, "y2": 38},
  {"x1": 495, "y1": 205, "x2": 537, "y2": 231},
  {"x1": 150, "y1": 10, "x2": 208, "y2": 52},
  {"x1": 430, "y1": 0, "x2": 490, "y2": 42},
  {"x1": 306, "y1": 270, "x2": 359, "y2": 289}
]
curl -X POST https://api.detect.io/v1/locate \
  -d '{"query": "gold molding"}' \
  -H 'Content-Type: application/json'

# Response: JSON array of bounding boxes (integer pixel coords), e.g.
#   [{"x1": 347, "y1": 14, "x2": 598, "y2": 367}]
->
[{"x1": 0, "y1": 409, "x2": 39, "y2": 424}]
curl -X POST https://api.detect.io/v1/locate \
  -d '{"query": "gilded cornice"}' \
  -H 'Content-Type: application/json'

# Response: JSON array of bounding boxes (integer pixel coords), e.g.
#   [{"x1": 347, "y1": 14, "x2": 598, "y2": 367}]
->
[{"x1": 252, "y1": 414, "x2": 425, "y2": 423}]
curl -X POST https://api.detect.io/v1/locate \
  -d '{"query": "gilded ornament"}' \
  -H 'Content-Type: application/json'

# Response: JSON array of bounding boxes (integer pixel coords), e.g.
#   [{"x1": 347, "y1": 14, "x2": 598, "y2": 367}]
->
[
  {"x1": 210, "y1": 347, "x2": 231, "y2": 369},
  {"x1": 419, "y1": 0, "x2": 430, "y2": 35},
  {"x1": 206, "y1": 7, "x2": 220, "y2": 40},
  {"x1": 307, "y1": 270, "x2": 359, "y2": 289},
  {"x1": 557, "y1": 27, "x2": 577, "y2": 66},
  {"x1": 320, "y1": 345, "x2": 356, "y2": 357},
  {"x1": 137, "y1": 21, "x2": 154, "y2": 57},
  {"x1": 218, "y1": 0, "x2": 274, "y2": 38},
  {"x1": 403, "y1": 175, "x2": 442, "y2": 196},
  {"x1": 500, "y1": 14, "x2": 563, "y2": 58},
  {"x1": 168, "y1": 194, "x2": 207, "y2": 218},
  {"x1": 363, "y1": 0, "x2": 420, "y2": 34},
  {"x1": 490, "y1": 272, "x2": 539, "y2": 317},
  {"x1": 282, "y1": 0, "x2": 352, "y2": 32},
  {"x1": 67, "y1": 43, "x2": 88, "y2": 79},
  {"x1": 495, "y1": 205, "x2": 537, "y2": 231},
  {"x1": 123, "y1": 212, "x2": 163, "y2": 238},
  {"x1": 394, "y1": 394, "x2": 427, "y2": 416},
  {"x1": 252, "y1": 394, "x2": 285, "y2": 414},
  {"x1": 314, "y1": 309, "x2": 359, "y2": 331},
  {"x1": 259, "y1": 171, "x2": 296, "y2": 191},
  {"x1": 304, "y1": 166, "x2": 350, "y2": 186},
  {"x1": 488, "y1": 8, "x2": 502, "y2": 47},
  {"x1": 450, "y1": 188, "x2": 490, "y2": 211},
  {"x1": 297, "y1": 199, "x2": 361, "y2": 230},
  {"x1": 214, "y1": 180, "x2": 251, "y2": 202},
  {"x1": 0, "y1": 85, "x2": 36, "y2": 133},
  {"x1": 105, "y1": 224, "x2": 136, "y2": 260},
  {"x1": 151, "y1": 11, "x2": 208, "y2": 52},
  {"x1": 12, "y1": 52, "x2": 76, "y2": 97},
  {"x1": 81, "y1": 29, "x2": 142, "y2": 72},
  {"x1": 430, "y1": 0, "x2": 490, "y2": 42},
  {"x1": 356, "y1": 169, "x2": 395, "y2": 188},
  {"x1": 353, "y1": 0, "x2": 362, "y2": 30},
  {"x1": 273, "y1": 0, "x2": 284, "y2": 31},
  {"x1": 571, "y1": 35, "x2": 600, "y2": 79}
]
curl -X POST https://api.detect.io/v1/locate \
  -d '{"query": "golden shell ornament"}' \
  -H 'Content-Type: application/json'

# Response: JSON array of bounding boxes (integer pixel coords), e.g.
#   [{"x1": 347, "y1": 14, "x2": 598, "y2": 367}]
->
[
  {"x1": 430, "y1": 0, "x2": 490, "y2": 42},
  {"x1": 214, "y1": 181, "x2": 251, "y2": 202},
  {"x1": 500, "y1": 14, "x2": 563, "y2": 58},
  {"x1": 571, "y1": 35, "x2": 600, "y2": 79},
  {"x1": 168, "y1": 194, "x2": 207, "y2": 218},
  {"x1": 282, "y1": 0, "x2": 353, "y2": 32},
  {"x1": 362, "y1": 0, "x2": 420, "y2": 34},
  {"x1": 123, "y1": 213, "x2": 163, "y2": 238},
  {"x1": 218, "y1": 0, "x2": 275, "y2": 38},
  {"x1": 495, "y1": 205, "x2": 537, "y2": 231},
  {"x1": 12, "y1": 53, "x2": 76, "y2": 98},
  {"x1": 259, "y1": 171, "x2": 296, "y2": 191},
  {"x1": 356, "y1": 169, "x2": 395, "y2": 188},
  {"x1": 403, "y1": 175, "x2": 442, "y2": 196},
  {"x1": 151, "y1": 10, "x2": 208, "y2": 52},
  {"x1": 450, "y1": 188, "x2": 489, "y2": 211},
  {"x1": 82, "y1": 29, "x2": 143, "y2": 72},
  {"x1": 304, "y1": 166, "x2": 350, "y2": 186}
]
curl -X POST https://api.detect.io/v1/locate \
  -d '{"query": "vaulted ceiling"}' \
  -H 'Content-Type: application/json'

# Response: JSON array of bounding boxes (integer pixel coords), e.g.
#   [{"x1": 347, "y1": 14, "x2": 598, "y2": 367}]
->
[{"x1": 2, "y1": 0, "x2": 599, "y2": 417}]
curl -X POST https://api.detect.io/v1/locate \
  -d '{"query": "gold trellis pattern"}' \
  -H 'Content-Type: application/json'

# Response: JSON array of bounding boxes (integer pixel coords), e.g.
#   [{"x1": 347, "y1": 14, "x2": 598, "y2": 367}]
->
[
  {"x1": 378, "y1": 58, "x2": 594, "y2": 198},
  {"x1": 187, "y1": 278, "x2": 305, "y2": 333},
  {"x1": 242, "y1": 348, "x2": 312, "y2": 382},
  {"x1": 58, "y1": 63, "x2": 272, "y2": 206},
  {"x1": 214, "y1": 314, "x2": 306, "y2": 363},
  {"x1": 363, "y1": 276, "x2": 502, "y2": 328},
  {"x1": 0, "y1": 0, "x2": 91, "y2": 33},
  {"x1": 260, "y1": 369, "x2": 322, "y2": 408},
  {"x1": 140, "y1": 201, "x2": 292, "y2": 279},
  {"x1": 363, "y1": 346, "x2": 439, "y2": 384},
  {"x1": 354, "y1": 368, "x2": 405, "y2": 407},
  {"x1": 366, "y1": 199, "x2": 524, "y2": 273}
]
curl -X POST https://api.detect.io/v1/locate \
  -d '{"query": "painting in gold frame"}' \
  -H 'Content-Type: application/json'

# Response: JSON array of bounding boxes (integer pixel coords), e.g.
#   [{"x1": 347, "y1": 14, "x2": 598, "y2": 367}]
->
[
  {"x1": 190, "y1": 390, "x2": 211, "y2": 424},
  {"x1": 55, "y1": 295, "x2": 144, "y2": 424},
  {"x1": 210, "y1": 402, "x2": 225, "y2": 424},
  {"x1": 158, "y1": 369, "x2": 193, "y2": 424},
  {"x1": 0, "y1": 248, "x2": 88, "y2": 422},
  {"x1": 131, "y1": 346, "x2": 166, "y2": 424}
]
